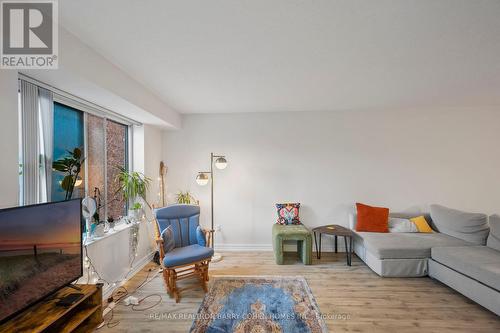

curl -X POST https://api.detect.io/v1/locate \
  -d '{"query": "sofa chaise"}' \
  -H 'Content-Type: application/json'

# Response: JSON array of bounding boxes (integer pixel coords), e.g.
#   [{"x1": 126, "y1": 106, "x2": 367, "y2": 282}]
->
[{"x1": 348, "y1": 205, "x2": 500, "y2": 316}]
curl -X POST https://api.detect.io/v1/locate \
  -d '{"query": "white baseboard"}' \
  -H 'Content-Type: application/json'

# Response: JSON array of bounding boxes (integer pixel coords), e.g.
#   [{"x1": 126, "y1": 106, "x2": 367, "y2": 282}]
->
[{"x1": 215, "y1": 242, "x2": 347, "y2": 252}]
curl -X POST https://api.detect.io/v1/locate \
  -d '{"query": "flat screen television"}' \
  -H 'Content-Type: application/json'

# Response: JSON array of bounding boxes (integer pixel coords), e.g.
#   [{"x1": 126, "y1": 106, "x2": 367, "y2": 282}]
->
[{"x1": 0, "y1": 199, "x2": 83, "y2": 323}]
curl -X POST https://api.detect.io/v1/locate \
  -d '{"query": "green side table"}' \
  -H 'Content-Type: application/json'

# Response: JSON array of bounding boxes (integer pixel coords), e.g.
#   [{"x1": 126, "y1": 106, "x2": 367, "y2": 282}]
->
[{"x1": 272, "y1": 224, "x2": 312, "y2": 265}]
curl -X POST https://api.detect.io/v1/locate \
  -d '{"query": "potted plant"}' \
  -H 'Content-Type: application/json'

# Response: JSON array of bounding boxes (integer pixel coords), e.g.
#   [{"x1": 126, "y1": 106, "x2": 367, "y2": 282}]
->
[
  {"x1": 176, "y1": 191, "x2": 197, "y2": 204},
  {"x1": 115, "y1": 167, "x2": 151, "y2": 221},
  {"x1": 52, "y1": 147, "x2": 85, "y2": 200},
  {"x1": 107, "y1": 216, "x2": 115, "y2": 231},
  {"x1": 129, "y1": 202, "x2": 143, "y2": 221}
]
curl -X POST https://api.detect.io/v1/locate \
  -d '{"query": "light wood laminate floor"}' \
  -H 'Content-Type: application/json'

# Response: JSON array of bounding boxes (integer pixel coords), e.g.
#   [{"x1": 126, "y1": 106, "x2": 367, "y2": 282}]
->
[{"x1": 97, "y1": 252, "x2": 500, "y2": 333}]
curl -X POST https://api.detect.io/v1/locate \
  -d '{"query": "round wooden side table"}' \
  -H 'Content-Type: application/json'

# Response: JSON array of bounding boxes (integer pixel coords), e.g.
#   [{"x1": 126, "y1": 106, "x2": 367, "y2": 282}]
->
[{"x1": 312, "y1": 224, "x2": 354, "y2": 266}]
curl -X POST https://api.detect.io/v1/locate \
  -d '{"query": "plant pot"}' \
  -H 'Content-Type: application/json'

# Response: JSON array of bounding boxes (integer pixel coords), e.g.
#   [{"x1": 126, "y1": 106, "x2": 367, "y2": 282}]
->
[
  {"x1": 128, "y1": 209, "x2": 142, "y2": 221},
  {"x1": 94, "y1": 224, "x2": 105, "y2": 237}
]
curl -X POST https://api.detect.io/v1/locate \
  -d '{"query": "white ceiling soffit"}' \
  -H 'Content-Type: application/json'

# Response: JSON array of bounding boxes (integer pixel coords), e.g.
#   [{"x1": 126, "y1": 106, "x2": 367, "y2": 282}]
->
[
  {"x1": 21, "y1": 28, "x2": 181, "y2": 128},
  {"x1": 60, "y1": 0, "x2": 500, "y2": 114}
]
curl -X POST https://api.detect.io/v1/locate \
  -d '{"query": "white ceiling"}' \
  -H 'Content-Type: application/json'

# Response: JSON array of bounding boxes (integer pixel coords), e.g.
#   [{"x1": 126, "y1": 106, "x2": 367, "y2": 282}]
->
[{"x1": 60, "y1": 0, "x2": 500, "y2": 114}]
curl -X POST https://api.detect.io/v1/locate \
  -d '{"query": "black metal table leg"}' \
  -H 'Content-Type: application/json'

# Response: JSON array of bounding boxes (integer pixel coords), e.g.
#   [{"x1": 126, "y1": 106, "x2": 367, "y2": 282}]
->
[
  {"x1": 344, "y1": 236, "x2": 349, "y2": 265},
  {"x1": 335, "y1": 235, "x2": 338, "y2": 253},
  {"x1": 349, "y1": 236, "x2": 353, "y2": 266},
  {"x1": 319, "y1": 233, "x2": 322, "y2": 259},
  {"x1": 314, "y1": 232, "x2": 319, "y2": 259}
]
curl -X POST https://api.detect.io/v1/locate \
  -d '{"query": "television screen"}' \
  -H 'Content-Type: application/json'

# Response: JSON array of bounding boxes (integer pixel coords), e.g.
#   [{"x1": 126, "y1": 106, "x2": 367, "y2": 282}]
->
[{"x1": 0, "y1": 199, "x2": 82, "y2": 323}]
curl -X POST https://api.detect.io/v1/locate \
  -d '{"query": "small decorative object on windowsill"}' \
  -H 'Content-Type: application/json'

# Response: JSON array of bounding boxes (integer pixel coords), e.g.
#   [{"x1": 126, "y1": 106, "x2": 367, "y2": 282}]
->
[
  {"x1": 93, "y1": 222, "x2": 105, "y2": 237},
  {"x1": 107, "y1": 216, "x2": 116, "y2": 232},
  {"x1": 129, "y1": 202, "x2": 143, "y2": 222}
]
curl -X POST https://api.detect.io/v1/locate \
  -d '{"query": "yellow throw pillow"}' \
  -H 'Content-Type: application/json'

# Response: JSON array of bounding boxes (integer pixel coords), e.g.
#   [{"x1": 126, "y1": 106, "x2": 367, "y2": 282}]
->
[{"x1": 410, "y1": 216, "x2": 434, "y2": 233}]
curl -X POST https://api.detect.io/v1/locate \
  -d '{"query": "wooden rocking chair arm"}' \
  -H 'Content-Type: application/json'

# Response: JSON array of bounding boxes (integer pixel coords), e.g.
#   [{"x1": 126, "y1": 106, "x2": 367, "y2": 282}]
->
[
  {"x1": 201, "y1": 228, "x2": 212, "y2": 248},
  {"x1": 156, "y1": 238, "x2": 165, "y2": 259}
]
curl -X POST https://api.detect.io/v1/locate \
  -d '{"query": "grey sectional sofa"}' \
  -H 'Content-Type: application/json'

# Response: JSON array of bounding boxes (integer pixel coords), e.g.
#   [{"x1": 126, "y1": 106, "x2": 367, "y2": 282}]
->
[{"x1": 348, "y1": 206, "x2": 500, "y2": 316}]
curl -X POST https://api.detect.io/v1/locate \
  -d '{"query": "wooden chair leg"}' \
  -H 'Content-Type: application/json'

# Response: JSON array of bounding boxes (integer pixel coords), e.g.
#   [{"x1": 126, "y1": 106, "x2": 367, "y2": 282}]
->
[
  {"x1": 204, "y1": 261, "x2": 210, "y2": 281},
  {"x1": 170, "y1": 270, "x2": 180, "y2": 303},
  {"x1": 163, "y1": 260, "x2": 211, "y2": 302},
  {"x1": 194, "y1": 263, "x2": 208, "y2": 292},
  {"x1": 163, "y1": 269, "x2": 171, "y2": 297},
  {"x1": 201, "y1": 266, "x2": 208, "y2": 293}
]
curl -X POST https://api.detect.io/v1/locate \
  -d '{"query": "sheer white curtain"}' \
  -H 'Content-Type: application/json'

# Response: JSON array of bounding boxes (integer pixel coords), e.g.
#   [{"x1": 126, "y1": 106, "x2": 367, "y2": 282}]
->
[{"x1": 19, "y1": 80, "x2": 53, "y2": 204}]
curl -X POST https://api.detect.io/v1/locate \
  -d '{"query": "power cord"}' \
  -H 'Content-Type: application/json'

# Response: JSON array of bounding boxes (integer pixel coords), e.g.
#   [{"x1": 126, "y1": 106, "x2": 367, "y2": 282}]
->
[
  {"x1": 97, "y1": 267, "x2": 162, "y2": 329},
  {"x1": 131, "y1": 294, "x2": 162, "y2": 311}
]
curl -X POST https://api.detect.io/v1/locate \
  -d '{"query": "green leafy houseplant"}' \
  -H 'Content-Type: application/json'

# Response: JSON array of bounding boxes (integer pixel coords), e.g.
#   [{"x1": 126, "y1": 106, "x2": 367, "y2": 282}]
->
[
  {"x1": 52, "y1": 148, "x2": 85, "y2": 200},
  {"x1": 176, "y1": 191, "x2": 196, "y2": 204},
  {"x1": 131, "y1": 202, "x2": 142, "y2": 210},
  {"x1": 115, "y1": 167, "x2": 152, "y2": 212}
]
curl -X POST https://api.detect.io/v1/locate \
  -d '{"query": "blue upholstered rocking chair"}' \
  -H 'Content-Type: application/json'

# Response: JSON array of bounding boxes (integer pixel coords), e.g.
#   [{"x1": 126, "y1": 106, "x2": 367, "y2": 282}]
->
[{"x1": 154, "y1": 204, "x2": 213, "y2": 302}]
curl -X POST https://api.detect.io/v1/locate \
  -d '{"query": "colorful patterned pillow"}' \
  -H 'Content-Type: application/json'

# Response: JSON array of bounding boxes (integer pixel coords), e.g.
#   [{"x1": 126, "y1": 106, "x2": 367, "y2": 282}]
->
[
  {"x1": 276, "y1": 203, "x2": 301, "y2": 225},
  {"x1": 196, "y1": 226, "x2": 207, "y2": 246}
]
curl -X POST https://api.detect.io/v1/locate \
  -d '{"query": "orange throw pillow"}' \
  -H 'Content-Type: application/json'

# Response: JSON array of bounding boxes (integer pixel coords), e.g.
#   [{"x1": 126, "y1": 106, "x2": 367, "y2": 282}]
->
[{"x1": 355, "y1": 203, "x2": 389, "y2": 233}]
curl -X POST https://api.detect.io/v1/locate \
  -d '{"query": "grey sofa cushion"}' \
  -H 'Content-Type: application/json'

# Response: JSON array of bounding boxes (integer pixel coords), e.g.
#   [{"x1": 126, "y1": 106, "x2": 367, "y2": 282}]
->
[
  {"x1": 487, "y1": 215, "x2": 500, "y2": 251},
  {"x1": 357, "y1": 232, "x2": 472, "y2": 259},
  {"x1": 388, "y1": 217, "x2": 418, "y2": 233},
  {"x1": 430, "y1": 204, "x2": 489, "y2": 245},
  {"x1": 431, "y1": 246, "x2": 500, "y2": 291}
]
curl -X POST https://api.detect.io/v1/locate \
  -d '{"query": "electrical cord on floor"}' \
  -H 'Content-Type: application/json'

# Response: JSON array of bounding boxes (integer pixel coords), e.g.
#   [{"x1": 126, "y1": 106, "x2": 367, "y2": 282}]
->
[
  {"x1": 131, "y1": 294, "x2": 163, "y2": 311},
  {"x1": 104, "y1": 308, "x2": 120, "y2": 329},
  {"x1": 97, "y1": 267, "x2": 162, "y2": 329}
]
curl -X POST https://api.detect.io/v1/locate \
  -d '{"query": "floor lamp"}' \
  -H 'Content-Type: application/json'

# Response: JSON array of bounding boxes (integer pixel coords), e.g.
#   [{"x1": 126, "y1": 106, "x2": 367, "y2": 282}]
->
[{"x1": 196, "y1": 152, "x2": 227, "y2": 262}]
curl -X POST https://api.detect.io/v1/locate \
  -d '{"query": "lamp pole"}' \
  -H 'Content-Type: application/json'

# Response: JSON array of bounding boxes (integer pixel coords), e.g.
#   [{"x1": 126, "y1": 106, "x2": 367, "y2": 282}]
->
[
  {"x1": 196, "y1": 153, "x2": 227, "y2": 262},
  {"x1": 210, "y1": 152, "x2": 215, "y2": 247}
]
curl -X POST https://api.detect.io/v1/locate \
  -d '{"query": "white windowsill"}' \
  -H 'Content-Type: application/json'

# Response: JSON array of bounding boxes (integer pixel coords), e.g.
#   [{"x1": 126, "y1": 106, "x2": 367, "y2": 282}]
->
[{"x1": 84, "y1": 219, "x2": 140, "y2": 247}]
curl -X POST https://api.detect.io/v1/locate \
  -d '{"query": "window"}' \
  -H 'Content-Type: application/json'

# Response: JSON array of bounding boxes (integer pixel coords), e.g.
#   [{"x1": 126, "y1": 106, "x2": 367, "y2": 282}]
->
[
  {"x1": 86, "y1": 114, "x2": 105, "y2": 221},
  {"x1": 105, "y1": 120, "x2": 128, "y2": 219},
  {"x1": 51, "y1": 102, "x2": 85, "y2": 202},
  {"x1": 19, "y1": 79, "x2": 132, "y2": 221},
  {"x1": 86, "y1": 115, "x2": 129, "y2": 220}
]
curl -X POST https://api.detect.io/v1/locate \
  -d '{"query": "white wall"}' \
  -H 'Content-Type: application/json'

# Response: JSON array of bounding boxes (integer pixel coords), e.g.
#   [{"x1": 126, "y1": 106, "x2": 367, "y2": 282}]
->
[
  {"x1": 143, "y1": 125, "x2": 165, "y2": 209},
  {"x1": 0, "y1": 72, "x2": 20, "y2": 208},
  {"x1": 163, "y1": 109, "x2": 500, "y2": 249},
  {"x1": 133, "y1": 124, "x2": 165, "y2": 208}
]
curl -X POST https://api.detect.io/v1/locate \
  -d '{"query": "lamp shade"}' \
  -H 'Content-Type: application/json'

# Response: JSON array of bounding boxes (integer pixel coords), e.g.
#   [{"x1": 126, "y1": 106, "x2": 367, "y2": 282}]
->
[
  {"x1": 196, "y1": 172, "x2": 209, "y2": 186},
  {"x1": 75, "y1": 176, "x2": 83, "y2": 187},
  {"x1": 215, "y1": 156, "x2": 228, "y2": 170}
]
